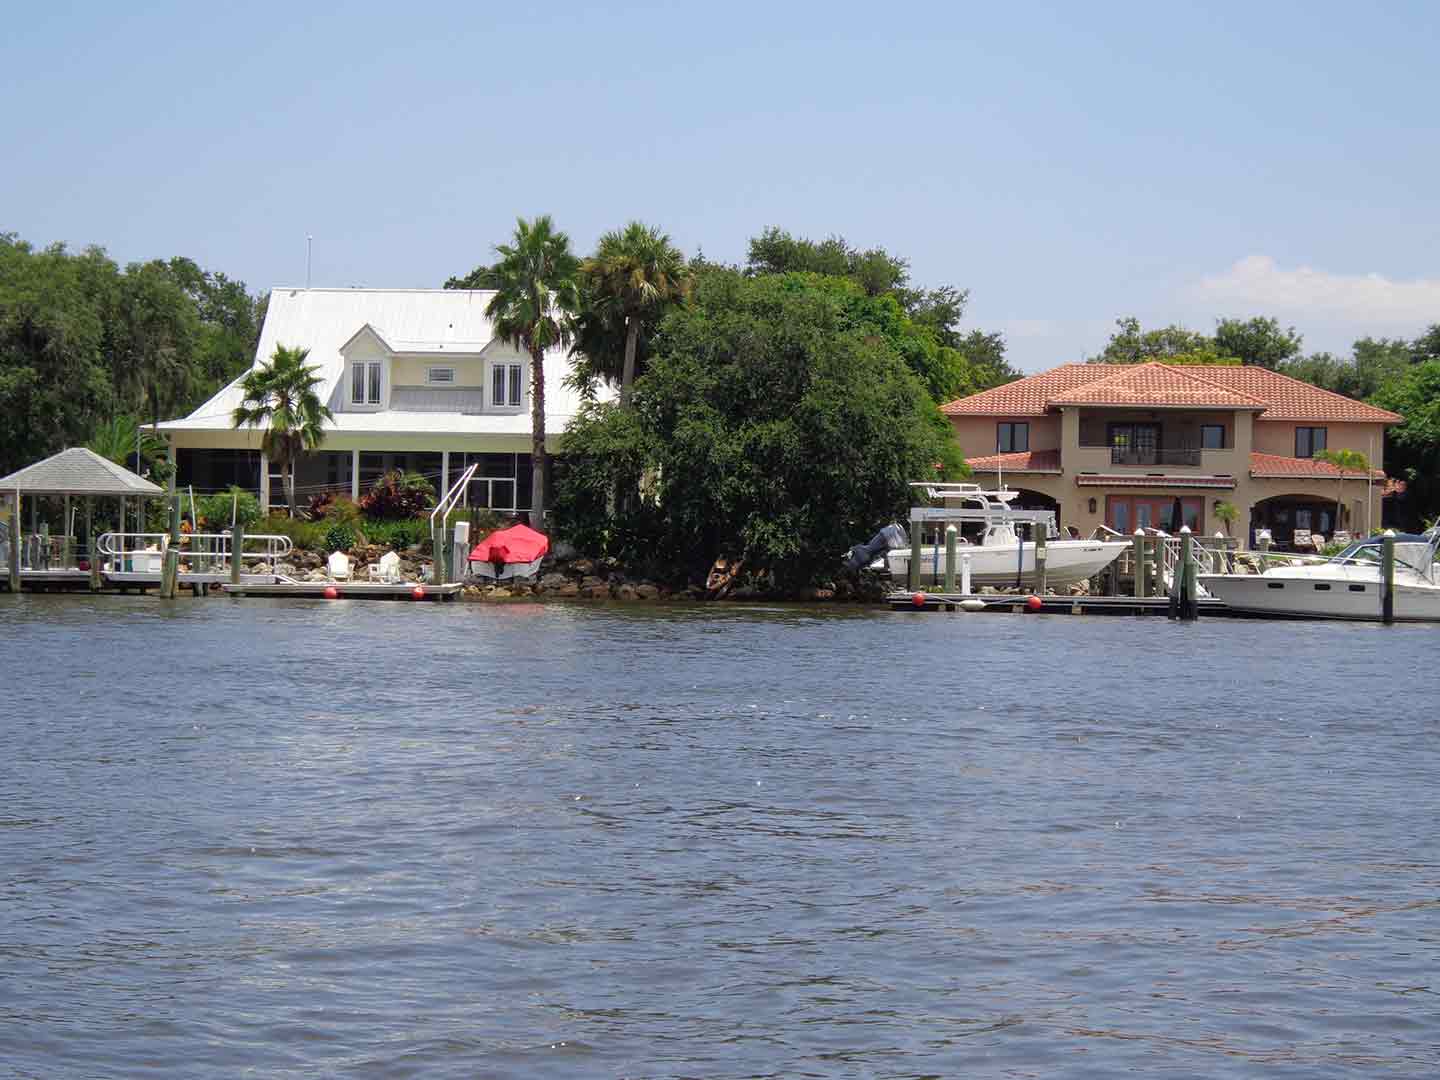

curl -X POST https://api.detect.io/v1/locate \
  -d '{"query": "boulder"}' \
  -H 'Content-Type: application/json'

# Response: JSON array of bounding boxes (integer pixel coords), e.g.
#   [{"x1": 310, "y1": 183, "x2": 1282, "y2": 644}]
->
[
  {"x1": 580, "y1": 581, "x2": 611, "y2": 599},
  {"x1": 538, "y1": 572, "x2": 571, "y2": 592},
  {"x1": 800, "y1": 587, "x2": 835, "y2": 602},
  {"x1": 549, "y1": 579, "x2": 581, "y2": 598},
  {"x1": 614, "y1": 583, "x2": 638, "y2": 600},
  {"x1": 570, "y1": 558, "x2": 596, "y2": 577},
  {"x1": 634, "y1": 583, "x2": 661, "y2": 601}
]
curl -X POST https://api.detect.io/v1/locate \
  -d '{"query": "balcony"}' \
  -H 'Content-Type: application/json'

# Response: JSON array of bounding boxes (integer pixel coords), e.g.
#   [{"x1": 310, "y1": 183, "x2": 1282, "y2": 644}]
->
[{"x1": 1068, "y1": 442, "x2": 1243, "y2": 476}]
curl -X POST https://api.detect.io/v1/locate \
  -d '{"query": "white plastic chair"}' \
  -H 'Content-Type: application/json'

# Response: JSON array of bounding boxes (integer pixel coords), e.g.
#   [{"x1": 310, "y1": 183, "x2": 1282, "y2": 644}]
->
[
  {"x1": 327, "y1": 551, "x2": 352, "y2": 581},
  {"x1": 369, "y1": 550, "x2": 401, "y2": 583}
]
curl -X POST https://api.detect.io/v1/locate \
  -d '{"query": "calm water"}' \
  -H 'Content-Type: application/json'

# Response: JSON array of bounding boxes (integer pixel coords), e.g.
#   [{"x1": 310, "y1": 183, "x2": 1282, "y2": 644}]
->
[{"x1": 2, "y1": 595, "x2": 1438, "y2": 1079}]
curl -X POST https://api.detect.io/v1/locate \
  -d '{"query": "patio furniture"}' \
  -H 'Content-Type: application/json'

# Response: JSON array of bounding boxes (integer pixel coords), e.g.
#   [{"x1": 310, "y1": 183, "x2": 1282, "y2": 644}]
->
[{"x1": 326, "y1": 551, "x2": 352, "y2": 581}]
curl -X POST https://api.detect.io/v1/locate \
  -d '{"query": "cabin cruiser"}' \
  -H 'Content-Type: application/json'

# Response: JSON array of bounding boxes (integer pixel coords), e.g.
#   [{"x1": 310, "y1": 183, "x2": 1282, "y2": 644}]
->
[
  {"x1": 847, "y1": 484, "x2": 1130, "y2": 590},
  {"x1": 1198, "y1": 530, "x2": 1440, "y2": 621}
]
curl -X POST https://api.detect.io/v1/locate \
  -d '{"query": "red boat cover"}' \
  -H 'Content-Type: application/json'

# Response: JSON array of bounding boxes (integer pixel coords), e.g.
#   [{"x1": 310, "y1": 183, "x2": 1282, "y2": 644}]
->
[{"x1": 468, "y1": 523, "x2": 549, "y2": 565}]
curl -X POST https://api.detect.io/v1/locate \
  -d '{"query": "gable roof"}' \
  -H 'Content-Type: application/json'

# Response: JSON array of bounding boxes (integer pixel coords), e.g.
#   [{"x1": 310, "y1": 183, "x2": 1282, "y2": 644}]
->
[
  {"x1": 0, "y1": 447, "x2": 165, "y2": 496},
  {"x1": 942, "y1": 362, "x2": 1402, "y2": 423}
]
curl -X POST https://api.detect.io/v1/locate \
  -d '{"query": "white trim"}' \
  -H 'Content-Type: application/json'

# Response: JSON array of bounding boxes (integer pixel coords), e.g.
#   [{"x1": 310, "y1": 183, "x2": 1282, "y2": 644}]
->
[
  {"x1": 348, "y1": 358, "x2": 387, "y2": 410},
  {"x1": 489, "y1": 359, "x2": 526, "y2": 411},
  {"x1": 426, "y1": 366, "x2": 457, "y2": 385}
]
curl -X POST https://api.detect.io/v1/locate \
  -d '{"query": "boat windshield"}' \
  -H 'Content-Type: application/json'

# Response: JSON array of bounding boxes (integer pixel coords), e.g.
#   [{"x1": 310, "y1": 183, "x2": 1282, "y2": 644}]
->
[{"x1": 1334, "y1": 540, "x2": 1382, "y2": 565}]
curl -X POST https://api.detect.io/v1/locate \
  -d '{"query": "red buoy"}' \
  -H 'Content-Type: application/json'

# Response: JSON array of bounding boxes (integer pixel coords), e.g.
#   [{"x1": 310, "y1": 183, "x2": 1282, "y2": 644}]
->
[
  {"x1": 1025, "y1": 594, "x2": 1043, "y2": 612},
  {"x1": 323, "y1": 585, "x2": 338, "y2": 600},
  {"x1": 912, "y1": 591, "x2": 926, "y2": 608},
  {"x1": 412, "y1": 586, "x2": 426, "y2": 600}
]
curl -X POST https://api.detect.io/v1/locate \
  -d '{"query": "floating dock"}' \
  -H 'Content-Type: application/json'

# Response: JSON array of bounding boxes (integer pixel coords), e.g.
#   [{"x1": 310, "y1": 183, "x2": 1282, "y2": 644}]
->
[
  {"x1": 888, "y1": 590, "x2": 1231, "y2": 616},
  {"x1": 223, "y1": 580, "x2": 462, "y2": 601}
]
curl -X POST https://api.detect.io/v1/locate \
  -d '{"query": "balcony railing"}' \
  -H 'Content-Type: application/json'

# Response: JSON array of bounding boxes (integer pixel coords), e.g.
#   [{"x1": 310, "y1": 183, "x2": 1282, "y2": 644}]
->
[{"x1": 1108, "y1": 447, "x2": 1202, "y2": 467}]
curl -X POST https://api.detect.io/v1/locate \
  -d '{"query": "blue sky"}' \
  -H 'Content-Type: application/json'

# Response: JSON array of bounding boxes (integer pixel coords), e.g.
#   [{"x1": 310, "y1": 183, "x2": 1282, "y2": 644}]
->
[{"x1": 4, "y1": 1, "x2": 1437, "y2": 371}]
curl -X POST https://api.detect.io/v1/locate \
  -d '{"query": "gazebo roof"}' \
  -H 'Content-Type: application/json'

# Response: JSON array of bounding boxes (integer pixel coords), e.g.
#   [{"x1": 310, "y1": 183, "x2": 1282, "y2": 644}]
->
[{"x1": 0, "y1": 447, "x2": 166, "y2": 497}]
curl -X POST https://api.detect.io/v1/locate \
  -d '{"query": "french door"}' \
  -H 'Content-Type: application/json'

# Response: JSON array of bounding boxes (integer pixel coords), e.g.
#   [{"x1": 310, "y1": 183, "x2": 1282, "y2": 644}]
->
[{"x1": 1105, "y1": 495, "x2": 1203, "y2": 534}]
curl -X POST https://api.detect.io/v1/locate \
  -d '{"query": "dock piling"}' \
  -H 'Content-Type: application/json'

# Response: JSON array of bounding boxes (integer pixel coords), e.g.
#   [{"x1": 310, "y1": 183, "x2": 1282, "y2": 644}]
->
[
  {"x1": 230, "y1": 523, "x2": 244, "y2": 587},
  {"x1": 943, "y1": 525, "x2": 957, "y2": 593},
  {"x1": 7, "y1": 495, "x2": 19, "y2": 593},
  {"x1": 1132, "y1": 530, "x2": 1146, "y2": 599},
  {"x1": 1381, "y1": 529, "x2": 1396, "y2": 624},
  {"x1": 908, "y1": 520, "x2": 922, "y2": 593},
  {"x1": 1035, "y1": 528, "x2": 1048, "y2": 595}
]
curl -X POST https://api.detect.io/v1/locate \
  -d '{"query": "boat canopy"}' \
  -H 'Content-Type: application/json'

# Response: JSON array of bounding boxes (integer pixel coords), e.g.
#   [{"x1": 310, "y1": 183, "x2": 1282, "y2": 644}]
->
[{"x1": 469, "y1": 523, "x2": 549, "y2": 566}]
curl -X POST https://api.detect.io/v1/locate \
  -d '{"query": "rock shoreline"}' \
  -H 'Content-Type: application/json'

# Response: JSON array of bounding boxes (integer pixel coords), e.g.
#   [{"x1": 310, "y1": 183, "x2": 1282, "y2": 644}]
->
[{"x1": 247, "y1": 545, "x2": 893, "y2": 603}]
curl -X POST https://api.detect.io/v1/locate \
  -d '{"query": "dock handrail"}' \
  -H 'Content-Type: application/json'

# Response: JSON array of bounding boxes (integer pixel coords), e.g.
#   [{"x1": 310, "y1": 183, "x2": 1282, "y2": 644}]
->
[
  {"x1": 97, "y1": 531, "x2": 292, "y2": 574},
  {"x1": 431, "y1": 463, "x2": 478, "y2": 532}
]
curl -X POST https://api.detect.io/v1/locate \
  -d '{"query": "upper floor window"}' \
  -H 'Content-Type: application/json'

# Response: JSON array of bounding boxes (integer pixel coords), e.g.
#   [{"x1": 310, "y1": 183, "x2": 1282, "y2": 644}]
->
[
  {"x1": 997, "y1": 421, "x2": 1029, "y2": 453},
  {"x1": 351, "y1": 360, "x2": 383, "y2": 406},
  {"x1": 1200, "y1": 424, "x2": 1225, "y2": 450},
  {"x1": 1295, "y1": 426, "x2": 1327, "y2": 458},
  {"x1": 492, "y1": 362, "x2": 524, "y2": 408},
  {"x1": 426, "y1": 366, "x2": 456, "y2": 385}
]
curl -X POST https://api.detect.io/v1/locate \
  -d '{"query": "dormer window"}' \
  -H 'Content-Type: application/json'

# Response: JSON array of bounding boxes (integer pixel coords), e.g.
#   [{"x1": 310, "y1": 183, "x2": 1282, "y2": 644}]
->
[
  {"x1": 351, "y1": 360, "x2": 384, "y2": 406},
  {"x1": 491, "y1": 361, "x2": 524, "y2": 408}
]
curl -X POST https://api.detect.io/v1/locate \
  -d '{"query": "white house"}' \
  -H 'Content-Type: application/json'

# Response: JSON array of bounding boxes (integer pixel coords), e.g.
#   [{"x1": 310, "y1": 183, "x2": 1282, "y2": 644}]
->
[{"x1": 159, "y1": 288, "x2": 601, "y2": 514}]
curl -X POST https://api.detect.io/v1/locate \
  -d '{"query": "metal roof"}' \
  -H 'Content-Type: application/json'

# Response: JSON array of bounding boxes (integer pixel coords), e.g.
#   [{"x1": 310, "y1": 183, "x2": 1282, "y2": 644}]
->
[
  {"x1": 0, "y1": 447, "x2": 166, "y2": 497},
  {"x1": 159, "y1": 288, "x2": 605, "y2": 434}
]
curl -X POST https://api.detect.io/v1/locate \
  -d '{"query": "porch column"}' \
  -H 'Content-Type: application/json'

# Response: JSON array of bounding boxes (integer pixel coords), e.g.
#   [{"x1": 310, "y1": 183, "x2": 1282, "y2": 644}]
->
[
  {"x1": 441, "y1": 451, "x2": 450, "y2": 501},
  {"x1": 166, "y1": 435, "x2": 177, "y2": 496},
  {"x1": 259, "y1": 452, "x2": 270, "y2": 515},
  {"x1": 350, "y1": 449, "x2": 360, "y2": 501}
]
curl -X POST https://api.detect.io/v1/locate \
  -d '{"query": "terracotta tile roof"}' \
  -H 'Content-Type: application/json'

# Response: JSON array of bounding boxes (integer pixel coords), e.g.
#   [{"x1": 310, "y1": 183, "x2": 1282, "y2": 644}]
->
[
  {"x1": 942, "y1": 363, "x2": 1403, "y2": 423},
  {"x1": 1073, "y1": 474, "x2": 1236, "y2": 489},
  {"x1": 1250, "y1": 452, "x2": 1385, "y2": 479},
  {"x1": 941, "y1": 364, "x2": 1108, "y2": 416},
  {"x1": 1049, "y1": 363, "x2": 1268, "y2": 409},
  {"x1": 964, "y1": 449, "x2": 1061, "y2": 473}
]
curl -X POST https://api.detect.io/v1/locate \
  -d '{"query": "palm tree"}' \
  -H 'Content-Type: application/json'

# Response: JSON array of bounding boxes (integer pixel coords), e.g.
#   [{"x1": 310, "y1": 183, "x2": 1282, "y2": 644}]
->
[
  {"x1": 1314, "y1": 448, "x2": 1371, "y2": 535},
  {"x1": 231, "y1": 344, "x2": 332, "y2": 517},
  {"x1": 581, "y1": 222, "x2": 689, "y2": 406},
  {"x1": 485, "y1": 216, "x2": 582, "y2": 529},
  {"x1": 1213, "y1": 500, "x2": 1239, "y2": 537},
  {"x1": 87, "y1": 414, "x2": 166, "y2": 474}
]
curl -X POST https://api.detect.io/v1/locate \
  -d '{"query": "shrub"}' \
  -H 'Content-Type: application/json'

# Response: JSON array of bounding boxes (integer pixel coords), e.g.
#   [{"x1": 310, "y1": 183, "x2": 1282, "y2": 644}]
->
[
  {"x1": 196, "y1": 487, "x2": 263, "y2": 531},
  {"x1": 324, "y1": 522, "x2": 357, "y2": 553},
  {"x1": 256, "y1": 513, "x2": 326, "y2": 552},
  {"x1": 359, "y1": 470, "x2": 436, "y2": 520}
]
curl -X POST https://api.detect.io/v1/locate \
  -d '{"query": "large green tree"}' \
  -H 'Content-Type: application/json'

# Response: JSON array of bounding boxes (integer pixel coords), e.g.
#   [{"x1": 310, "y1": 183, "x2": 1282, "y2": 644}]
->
[
  {"x1": 0, "y1": 233, "x2": 263, "y2": 476},
  {"x1": 231, "y1": 344, "x2": 332, "y2": 516},
  {"x1": 485, "y1": 215, "x2": 582, "y2": 529},
  {"x1": 1091, "y1": 316, "x2": 1239, "y2": 365},
  {"x1": 554, "y1": 268, "x2": 964, "y2": 588},
  {"x1": 1371, "y1": 359, "x2": 1440, "y2": 528},
  {"x1": 579, "y1": 222, "x2": 690, "y2": 406},
  {"x1": 1213, "y1": 316, "x2": 1303, "y2": 369}
]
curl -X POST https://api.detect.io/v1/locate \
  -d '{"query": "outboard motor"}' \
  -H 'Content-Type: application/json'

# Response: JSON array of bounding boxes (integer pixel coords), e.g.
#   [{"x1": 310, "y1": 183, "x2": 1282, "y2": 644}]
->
[{"x1": 844, "y1": 523, "x2": 907, "y2": 571}]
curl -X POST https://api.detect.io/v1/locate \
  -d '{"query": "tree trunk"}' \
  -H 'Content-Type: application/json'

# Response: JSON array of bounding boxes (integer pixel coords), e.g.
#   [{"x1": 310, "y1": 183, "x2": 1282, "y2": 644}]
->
[
  {"x1": 530, "y1": 344, "x2": 546, "y2": 530},
  {"x1": 620, "y1": 316, "x2": 640, "y2": 408}
]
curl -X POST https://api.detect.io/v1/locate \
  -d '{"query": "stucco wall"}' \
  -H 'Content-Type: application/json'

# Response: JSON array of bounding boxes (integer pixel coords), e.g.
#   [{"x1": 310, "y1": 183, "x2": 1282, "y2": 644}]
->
[
  {"x1": 952, "y1": 415, "x2": 1061, "y2": 460},
  {"x1": 968, "y1": 470, "x2": 1383, "y2": 546},
  {"x1": 1252, "y1": 420, "x2": 1385, "y2": 458}
]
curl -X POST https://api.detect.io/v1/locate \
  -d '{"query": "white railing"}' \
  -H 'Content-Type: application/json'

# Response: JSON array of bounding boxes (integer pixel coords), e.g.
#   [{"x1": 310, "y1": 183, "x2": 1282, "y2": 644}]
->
[
  {"x1": 430, "y1": 463, "x2": 478, "y2": 532},
  {"x1": 96, "y1": 532, "x2": 292, "y2": 575}
]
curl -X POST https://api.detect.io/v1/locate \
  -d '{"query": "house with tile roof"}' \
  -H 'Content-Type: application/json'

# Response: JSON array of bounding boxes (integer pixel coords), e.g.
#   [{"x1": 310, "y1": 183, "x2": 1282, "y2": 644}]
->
[
  {"x1": 941, "y1": 362, "x2": 1401, "y2": 547},
  {"x1": 159, "y1": 288, "x2": 605, "y2": 515}
]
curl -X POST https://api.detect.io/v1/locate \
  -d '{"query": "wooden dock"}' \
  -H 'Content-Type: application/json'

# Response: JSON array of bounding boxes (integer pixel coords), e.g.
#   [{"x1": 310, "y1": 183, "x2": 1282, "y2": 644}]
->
[
  {"x1": 223, "y1": 580, "x2": 463, "y2": 601},
  {"x1": 887, "y1": 590, "x2": 1231, "y2": 616}
]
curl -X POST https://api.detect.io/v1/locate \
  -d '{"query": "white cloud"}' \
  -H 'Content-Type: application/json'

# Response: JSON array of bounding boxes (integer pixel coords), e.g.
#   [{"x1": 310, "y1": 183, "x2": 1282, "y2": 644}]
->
[{"x1": 1195, "y1": 255, "x2": 1440, "y2": 322}]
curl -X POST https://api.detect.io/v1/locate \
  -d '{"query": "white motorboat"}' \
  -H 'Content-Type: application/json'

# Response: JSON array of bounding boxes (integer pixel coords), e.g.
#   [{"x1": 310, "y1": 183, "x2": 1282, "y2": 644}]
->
[
  {"x1": 853, "y1": 484, "x2": 1130, "y2": 589},
  {"x1": 1199, "y1": 531, "x2": 1440, "y2": 621}
]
